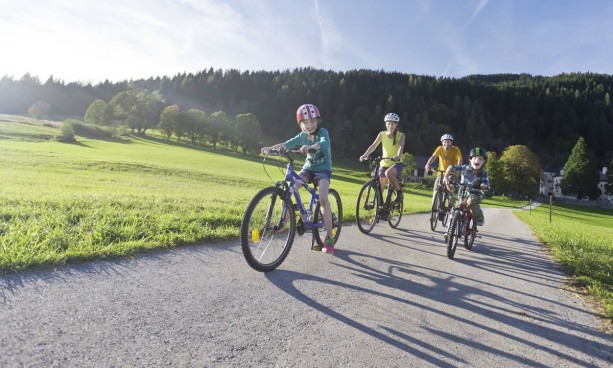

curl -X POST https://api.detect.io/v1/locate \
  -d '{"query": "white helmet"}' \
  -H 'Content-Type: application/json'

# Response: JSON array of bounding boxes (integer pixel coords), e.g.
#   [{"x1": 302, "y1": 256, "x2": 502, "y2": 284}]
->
[
  {"x1": 384, "y1": 113, "x2": 400, "y2": 122},
  {"x1": 440, "y1": 134, "x2": 453, "y2": 142}
]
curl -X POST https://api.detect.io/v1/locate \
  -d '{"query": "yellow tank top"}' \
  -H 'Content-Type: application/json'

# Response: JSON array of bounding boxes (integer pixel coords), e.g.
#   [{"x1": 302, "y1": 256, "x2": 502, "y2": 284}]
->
[{"x1": 379, "y1": 131, "x2": 403, "y2": 168}]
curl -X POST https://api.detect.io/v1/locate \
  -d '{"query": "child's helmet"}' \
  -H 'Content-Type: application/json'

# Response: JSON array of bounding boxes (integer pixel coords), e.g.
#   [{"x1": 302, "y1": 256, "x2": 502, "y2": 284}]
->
[
  {"x1": 440, "y1": 134, "x2": 454, "y2": 141},
  {"x1": 469, "y1": 147, "x2": 488, "y2": 161},
  {"x1": 384, "y1": 113, "x2": 400, "y2": 122},
  {"x1": 296, "y1": 104, "x2": 321, "y2": 123}
]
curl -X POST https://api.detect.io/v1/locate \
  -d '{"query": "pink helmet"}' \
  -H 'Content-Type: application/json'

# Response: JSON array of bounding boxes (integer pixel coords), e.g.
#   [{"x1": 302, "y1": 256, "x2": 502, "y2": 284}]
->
[{"x1": 296, "y1": 104, "x2": 321, "y2": 123}]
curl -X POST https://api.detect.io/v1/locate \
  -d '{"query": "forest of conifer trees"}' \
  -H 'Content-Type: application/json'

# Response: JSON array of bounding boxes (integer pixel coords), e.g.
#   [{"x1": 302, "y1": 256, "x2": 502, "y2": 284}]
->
[{"x1": 2, "y1": 68, "x2": 612, "y2": 167}]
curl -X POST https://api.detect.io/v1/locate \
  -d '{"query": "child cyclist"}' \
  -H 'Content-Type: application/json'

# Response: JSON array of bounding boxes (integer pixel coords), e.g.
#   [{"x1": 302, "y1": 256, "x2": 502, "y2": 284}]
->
[
  {"x1": 260, "y1": 104, "x2": 336, "y2": 254},
  {"x1": 424, "y1": 133, "x2": 462, "y2": 205},
  {"x1": 359, "y1": 112, "x2": 406, "y2": 205},
  {"x1": 443, "y1": 147, "x2": 490, "y2": 226}
]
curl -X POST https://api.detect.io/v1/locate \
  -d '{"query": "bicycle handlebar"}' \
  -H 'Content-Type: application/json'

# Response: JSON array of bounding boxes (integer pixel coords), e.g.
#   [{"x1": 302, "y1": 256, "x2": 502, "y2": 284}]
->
[
  {"x1": 360, "y1": 156, "x2": 400, "y2": 163},
  {"x1": 268, "y1": 147, "x2": 316, "y2": 156}
]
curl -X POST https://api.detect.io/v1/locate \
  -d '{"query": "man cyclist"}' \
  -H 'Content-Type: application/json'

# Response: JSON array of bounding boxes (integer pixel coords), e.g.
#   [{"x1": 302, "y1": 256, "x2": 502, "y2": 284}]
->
[{"x1": 424, "y1": 134, "x2": 462, "y2": 210}]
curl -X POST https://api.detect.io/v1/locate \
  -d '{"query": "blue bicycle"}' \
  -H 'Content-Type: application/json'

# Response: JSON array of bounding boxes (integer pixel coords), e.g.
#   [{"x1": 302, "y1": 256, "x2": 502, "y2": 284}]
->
[{"x1": 240, "y1": 148, "x2": 343, "y2": 272}]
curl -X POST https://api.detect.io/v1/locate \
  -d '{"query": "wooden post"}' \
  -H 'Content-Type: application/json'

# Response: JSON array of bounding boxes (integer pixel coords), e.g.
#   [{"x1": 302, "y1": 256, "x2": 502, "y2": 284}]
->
[{"x1": 548, "y1": 192, "x2": 553, "y2": 223}]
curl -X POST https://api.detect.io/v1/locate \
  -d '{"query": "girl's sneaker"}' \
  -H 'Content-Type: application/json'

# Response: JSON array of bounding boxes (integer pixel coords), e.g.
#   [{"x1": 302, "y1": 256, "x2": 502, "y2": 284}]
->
[{"x1": 322, "y1": 236, "x2": 335, "y2": 254}]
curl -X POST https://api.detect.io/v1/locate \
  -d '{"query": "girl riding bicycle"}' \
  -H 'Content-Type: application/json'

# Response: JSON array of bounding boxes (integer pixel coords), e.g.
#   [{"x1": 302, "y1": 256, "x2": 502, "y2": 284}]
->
[
  {"x1": 443, "y1": 147, "x2": 490, "y2": 226},
  {"x1": 260, "y1": 104, "x2": 336, "y2": 254},
  {"x1": 359, "y1": 113, "x2": 405, "y2": 205}
]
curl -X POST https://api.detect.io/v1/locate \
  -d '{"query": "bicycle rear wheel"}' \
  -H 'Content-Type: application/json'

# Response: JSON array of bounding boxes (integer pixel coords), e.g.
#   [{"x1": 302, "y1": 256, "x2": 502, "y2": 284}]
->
[
  {"x1": 388, "y1": 189, "x2": 403, "y2": 229},
  {"x1": 464, "y1": 217, "x2": 476, "y2": 250},
  {"x1": 430, "y1": 190, "x2": 442, "y2": 231},
  {"x1": 356, "y1": 181, "x2": 379, "y2": 234},
  {"x1": 314, "y1": 188, "x2": 343, "y2": 247},
  {"x1": 240, "y1": 186, "x2": 295, "y2": 272},
  {"x1": 447, "y1": 210, "x2": 462, "y2": 259}
]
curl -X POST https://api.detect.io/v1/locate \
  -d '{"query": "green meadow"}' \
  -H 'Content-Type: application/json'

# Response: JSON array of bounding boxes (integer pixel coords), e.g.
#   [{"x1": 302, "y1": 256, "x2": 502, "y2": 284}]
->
[
  {"x1": 0, "y1": 117, "x2": 436, "y2": 272},
  {"x1": 1, "y1": 116, "x2": 610, "y2": 323}
]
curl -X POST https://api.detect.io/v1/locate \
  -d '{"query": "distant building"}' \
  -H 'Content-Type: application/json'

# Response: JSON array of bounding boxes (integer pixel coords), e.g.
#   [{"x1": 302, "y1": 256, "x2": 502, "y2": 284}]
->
[{"x1": 540, "y1": 166, "x2": 612, "y2": 207}]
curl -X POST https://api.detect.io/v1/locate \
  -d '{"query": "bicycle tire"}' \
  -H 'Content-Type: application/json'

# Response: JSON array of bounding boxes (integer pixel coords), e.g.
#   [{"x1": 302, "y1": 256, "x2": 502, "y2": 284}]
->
[
  {"x1": 464, "y1": 217, "x2": 476, "y2": 250},
  {"x1": 388, "y1": 189, "x2": 403, "y2": 229},
  {"x1": 314, "y1": 188, "x2": 343, "y2": 247},
  {"x1": 447, "y1": 210, "x2": 461, "y2": 259},
  {"x1": 430, "y1": 190, "x2": 442, "y2": 231},
  {"x1": 240, "y1": 186, "x2": 295, "y2": 272},
  {"x1": 356, "y1": 181, "x2": 379, "y2": 234},
  {"x1": 441, "y1": 192, "x2": 451, "y2": 227}
]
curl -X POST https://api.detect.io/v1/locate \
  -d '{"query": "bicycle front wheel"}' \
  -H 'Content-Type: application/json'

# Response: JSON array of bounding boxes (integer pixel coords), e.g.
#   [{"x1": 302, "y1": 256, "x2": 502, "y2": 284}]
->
[
  {"x1": 447, "y1": 210, "x2": 462, "y2": 259},
  {"x1": 388, "y1": 189, "x2": 403, "y2": 229},
  {"x1": 240, "y1": 186, "x2": 295, "y2": 272},
  {"x1": 430, "y1": 190, "x2": 442, "y2": 231},
  {"x1": 314, "y1": 188, "x2": 343, "y2": 247},
  {"x1": 356, "y1": 181, "x2": 379, "y2": 234},
  {"x1": 464, "y1": 217, "x2": 476, "y2": 250}
]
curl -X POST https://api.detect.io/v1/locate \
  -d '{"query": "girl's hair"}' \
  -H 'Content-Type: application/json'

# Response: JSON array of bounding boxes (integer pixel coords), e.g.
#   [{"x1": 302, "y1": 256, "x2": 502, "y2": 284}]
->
[{"x1": 387, "y1": 123, "x2": 400, "y2": 145}]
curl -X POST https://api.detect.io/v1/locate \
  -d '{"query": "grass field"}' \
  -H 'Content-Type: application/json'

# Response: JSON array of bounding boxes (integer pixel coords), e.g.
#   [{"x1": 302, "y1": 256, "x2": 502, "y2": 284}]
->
[
  {"x1": 0, "y1": 117, "x2": 439, "y2": 272},
  {"x1": 2, "y1": 116, "x2": 610, "y2": 323}
]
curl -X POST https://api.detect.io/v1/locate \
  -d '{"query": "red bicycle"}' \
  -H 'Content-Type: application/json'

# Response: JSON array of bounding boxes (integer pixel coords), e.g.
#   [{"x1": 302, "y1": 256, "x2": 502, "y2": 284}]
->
[{"x1": 444, "y1": 180, "x2": 480, "y2": 259}]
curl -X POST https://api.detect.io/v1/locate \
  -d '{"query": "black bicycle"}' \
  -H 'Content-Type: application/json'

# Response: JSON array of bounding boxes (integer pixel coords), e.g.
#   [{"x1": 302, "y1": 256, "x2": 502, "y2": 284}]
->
[
  {"x1": 429, "y1": 170, "x2": 453, "y2": 231},
  {"x1": 444, "y1": 180, "x2": 480, "y2": 259},
  {"x1": 240, "y1": 148, "x2": 343, "y2": 272},
  {"x1": 355, "y1": 156, "x2": 404, "y2": 234}
]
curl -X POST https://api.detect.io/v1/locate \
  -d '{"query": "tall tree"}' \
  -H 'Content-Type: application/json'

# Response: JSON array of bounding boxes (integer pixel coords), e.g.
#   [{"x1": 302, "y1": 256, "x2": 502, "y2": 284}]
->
[{"x1": 560, "y1": 137, "x2": 601, "y2": 199}]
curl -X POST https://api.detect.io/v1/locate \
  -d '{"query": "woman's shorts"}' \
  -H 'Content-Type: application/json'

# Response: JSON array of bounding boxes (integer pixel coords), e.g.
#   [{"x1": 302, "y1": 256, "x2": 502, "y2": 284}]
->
[{"x1": 378, "y1": 163, "x2": 404, "y2": 178}]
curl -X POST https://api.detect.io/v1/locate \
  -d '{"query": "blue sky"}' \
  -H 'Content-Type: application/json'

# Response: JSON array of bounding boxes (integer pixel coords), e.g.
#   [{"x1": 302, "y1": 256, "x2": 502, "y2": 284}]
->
[{"x1": 1, "y1": 0, "x2": 612, "y2": 83}]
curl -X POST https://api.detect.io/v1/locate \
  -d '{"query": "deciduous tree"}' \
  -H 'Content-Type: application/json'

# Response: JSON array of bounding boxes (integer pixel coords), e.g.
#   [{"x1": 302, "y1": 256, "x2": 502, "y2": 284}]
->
[
  {"x1": 159, "y1": 105, "x2": 180, "y2": 140},
  {"x1": 84, "y1": 99, "x2": 110, "y2": 126},
  {"x1": 235, "y1": 113, "x2": 262, "y2": 154},
  {"x1": 499, "y1": 145, "x2": 541, "y2": 197}
]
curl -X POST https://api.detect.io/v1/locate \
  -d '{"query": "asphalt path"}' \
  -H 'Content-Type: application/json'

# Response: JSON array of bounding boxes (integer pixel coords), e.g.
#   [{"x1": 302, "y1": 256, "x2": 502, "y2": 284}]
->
[{"x1": 1, "y1": 207, "x2": 611, "y2": 367}]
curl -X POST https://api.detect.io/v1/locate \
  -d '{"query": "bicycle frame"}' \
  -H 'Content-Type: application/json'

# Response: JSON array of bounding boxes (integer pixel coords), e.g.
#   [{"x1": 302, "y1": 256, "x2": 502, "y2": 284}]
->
[
  {"x1": 277, "y1": 159, "x2": 325, "y2": 230},
  {"x1": 449, "y1": 182, "x2": 476, "y2": 237},
  {"x1": 368, "y1": 157, "x2": 397, "y2": 208}
]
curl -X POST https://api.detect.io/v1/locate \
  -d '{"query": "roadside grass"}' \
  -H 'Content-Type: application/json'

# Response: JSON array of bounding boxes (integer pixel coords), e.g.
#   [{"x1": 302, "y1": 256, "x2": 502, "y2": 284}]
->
[{"x1": 515, "y1": 204, "x2": 613, "y2": 322}]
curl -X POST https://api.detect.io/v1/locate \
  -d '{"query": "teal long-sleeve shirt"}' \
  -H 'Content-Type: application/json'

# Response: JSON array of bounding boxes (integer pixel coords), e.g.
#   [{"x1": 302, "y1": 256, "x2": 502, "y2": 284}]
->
[{"x1": 283, "y1": 127, "x2": 332, "y2": 172}]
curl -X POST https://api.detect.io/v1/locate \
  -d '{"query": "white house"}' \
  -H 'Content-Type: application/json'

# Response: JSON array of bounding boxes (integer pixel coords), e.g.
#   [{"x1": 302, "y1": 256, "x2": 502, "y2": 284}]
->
[{"x1": 541, "y1": 166, "x2": 612, "y2": 206}]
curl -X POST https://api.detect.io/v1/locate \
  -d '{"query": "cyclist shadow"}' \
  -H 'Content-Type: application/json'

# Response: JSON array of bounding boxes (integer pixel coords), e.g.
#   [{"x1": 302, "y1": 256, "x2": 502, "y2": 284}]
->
[
  {"x1": 265, "y1": 267, "x2": 462, "y2": 367},
  {"x1": 264, "y1": 248, "x2": 607, "y2": 366}
]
